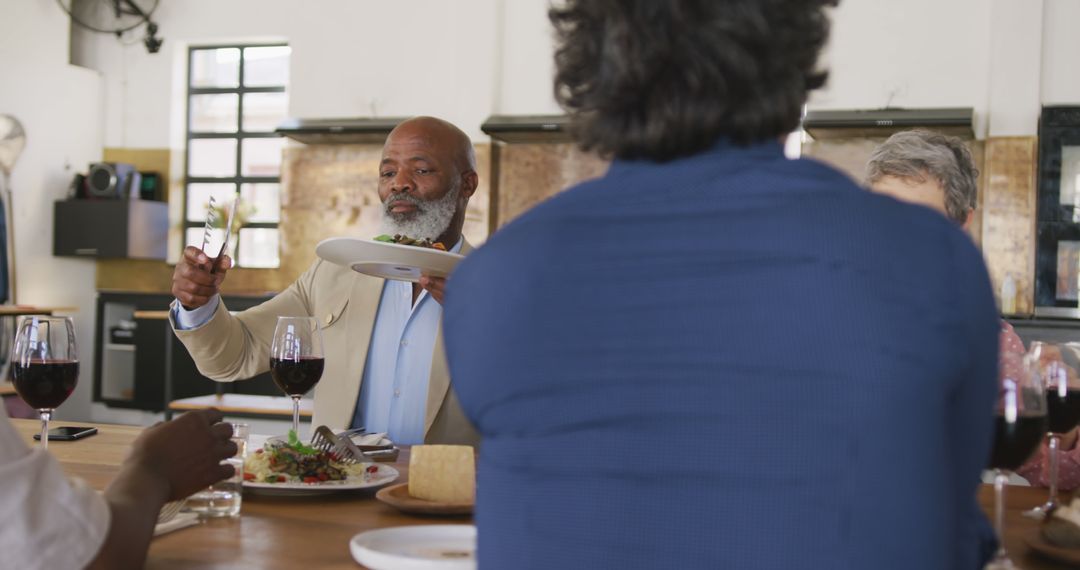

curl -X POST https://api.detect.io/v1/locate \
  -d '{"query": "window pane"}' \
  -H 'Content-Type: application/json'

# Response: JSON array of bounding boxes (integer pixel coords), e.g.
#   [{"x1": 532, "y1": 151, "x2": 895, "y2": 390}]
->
[
  {"x1": 242, "y1": 92, "x2": 288, "y2": 132},
  {"x1": 186, "y1": 227, "x2": 226, "y2": 253},
  {"x1": 1058, "y1": 241, "x2": 1080, "y2": 302},
  {"x1": 243, "y1": 46, "x2": 290, "y2": 87},
  {"x1": 238, "y1": 228, "x2": 280, "y2": 268},
  {"x1": 189, "y1": 139, "x2": 237, "y2": 177},
  {"x1": 186, "y1": 183, "x2": 238, "y2": 222},
  {"x1": 189, "y1": 94, "x2": 238, "y2": 133},
  {"x1": 191, "y1": 48, "x2": 240, "y2": 88},
  {"x1": 240, "y1": 183, "x2": 280, "y2": 223},
  {"x1": 240, "y1": 138, "x2": 283, "y2": 176}
]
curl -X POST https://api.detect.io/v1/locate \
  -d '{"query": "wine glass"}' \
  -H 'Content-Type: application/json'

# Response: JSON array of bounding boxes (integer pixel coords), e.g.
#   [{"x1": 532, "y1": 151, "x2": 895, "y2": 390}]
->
[
  {"x1": 270, "y1": 316, "x2": 325, "y2": 435},
  {"x1": 986, "y1": 350, "x2": 1048, "y2": 569},
  {"x1": 1023, "y1": 342, "x2": 1080, "y2": 519},
  {"x1": 11, "y1": 316, "x2": 78, "y2": 450}
]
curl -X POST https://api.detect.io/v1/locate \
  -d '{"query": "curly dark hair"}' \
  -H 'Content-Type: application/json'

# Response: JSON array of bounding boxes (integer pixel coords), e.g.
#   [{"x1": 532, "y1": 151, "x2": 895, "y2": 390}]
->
[{"x1": 550, "y1": 0, "x2": 837, "y2": 161}]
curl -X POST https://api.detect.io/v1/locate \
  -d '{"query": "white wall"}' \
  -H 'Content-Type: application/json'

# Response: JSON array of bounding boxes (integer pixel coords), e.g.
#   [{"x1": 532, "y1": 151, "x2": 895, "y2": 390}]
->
[
  {"x1": 814, "y1": 0, "x2": 1080, "y2": 137},
  {"x1": 73, "y1": 0, "x2": 557, "y2": 147},
  {"x1": 0, "y1": 0, "x2": 103, "y2": 421},
  {"x1": 811, "y1": 1, "x2": 993, "y2": 107},
  {"x1": 495, "y1": 0, "x2": 561, "y2": 116},
  {"x1": 1042, "y1": 0, "x2": 1080, "y2": 105},
  {"x1": 985, "y1": 0, "x2": 1042, "y2": 137}
]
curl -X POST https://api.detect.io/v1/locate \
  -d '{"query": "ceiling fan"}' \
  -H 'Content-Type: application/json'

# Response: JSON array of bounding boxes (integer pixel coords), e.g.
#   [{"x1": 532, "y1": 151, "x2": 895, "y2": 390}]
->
[{"x1": 56, "y1": 0, "x2": 163, "y2": 53}]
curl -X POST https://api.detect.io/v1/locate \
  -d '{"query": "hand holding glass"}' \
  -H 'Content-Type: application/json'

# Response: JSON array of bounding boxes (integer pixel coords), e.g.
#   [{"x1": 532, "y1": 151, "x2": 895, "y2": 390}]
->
[
  {"x1": 270, "y1": 316, "x2": 325, "y2": 434},
  {"x1": 11, "y1": 316, "x2": 78, "y2": 450},
  {"x1": 186, "y1": 422, "x2": 248, "y2": 518}
]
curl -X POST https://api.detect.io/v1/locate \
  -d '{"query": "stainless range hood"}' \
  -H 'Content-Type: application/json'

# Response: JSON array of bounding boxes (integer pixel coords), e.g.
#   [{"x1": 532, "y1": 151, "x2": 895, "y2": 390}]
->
[
  {"x1": 481, "y1": 115, "x2": 571, "y2": 143},
  {"x1": 802, "y1": 107, "x2": 975, "y2": 139},
  {"x1": 275, "y1": 117, "x2": 408, "y2": 144}
]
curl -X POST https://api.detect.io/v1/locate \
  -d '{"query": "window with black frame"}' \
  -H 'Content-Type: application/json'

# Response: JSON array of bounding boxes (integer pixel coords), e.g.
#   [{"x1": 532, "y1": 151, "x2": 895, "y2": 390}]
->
[
  {"x1": 183, "y1": 44, "x2": 290, "y2": 268},
  {"x1": 1035, "y1": 106, "x2": 1080, "y2": 316}
]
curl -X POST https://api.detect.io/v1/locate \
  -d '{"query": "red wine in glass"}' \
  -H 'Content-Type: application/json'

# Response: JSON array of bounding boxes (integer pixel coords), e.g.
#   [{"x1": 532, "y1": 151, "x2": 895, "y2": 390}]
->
[
  {"x1": 1047, "y1": 388, "x2": 1080, "y2": 434},
  {"x1": 987, "y1": 352, "x2": 1048, "y2": 570},
  {"x1": 11, "y1": 316, "x2": 79, "y2": 450},
  {"x1": 988, "y1": 413, "x2": 1047, "y2": 470},
  {"x1": 12, "y1": 359, "x2": 79, "y2": 409},
  {"x1": 270, "y1": 356, "x2": 325, "y2": 396},
  {"x1": 270, "y1": 316, "x2": 324, "y2": 435},
  {"x1": 1026, "y1": 342, "x2": 1080, "y2": 518}
]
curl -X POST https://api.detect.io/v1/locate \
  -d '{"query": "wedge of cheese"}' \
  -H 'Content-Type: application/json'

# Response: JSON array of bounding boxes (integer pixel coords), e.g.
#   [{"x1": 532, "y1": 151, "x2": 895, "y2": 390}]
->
[{"x1": 408, "y1": 445, "x2": 476, "y2": 504}]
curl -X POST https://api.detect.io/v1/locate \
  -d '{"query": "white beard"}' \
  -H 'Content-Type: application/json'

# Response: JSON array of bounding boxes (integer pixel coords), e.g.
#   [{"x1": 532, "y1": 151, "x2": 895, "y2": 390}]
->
[{"x1": 380, "y1": 181, "x2": 462, "y2": 242}]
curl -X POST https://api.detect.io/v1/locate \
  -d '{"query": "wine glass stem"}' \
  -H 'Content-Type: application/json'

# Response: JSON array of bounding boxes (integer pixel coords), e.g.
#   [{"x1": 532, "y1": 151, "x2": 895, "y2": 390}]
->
[
  {"x1": 1049, "y1": 434, "x2": 1061, "y2": 506},
  {"x1": 994, "y1": 469, "x2": 1008, "y2": 561},
  {"x1": 38, "y1": 409, "x2": 51, "y2": 451},
  {"x1": 291, "y1": 396, "x2": 300, "y2": 435}
]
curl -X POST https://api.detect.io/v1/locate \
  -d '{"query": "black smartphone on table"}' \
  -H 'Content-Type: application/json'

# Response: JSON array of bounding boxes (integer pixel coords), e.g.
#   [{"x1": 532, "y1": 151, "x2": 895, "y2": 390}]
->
[{"x1": 33, "y1": 426, "x2": 98, "y2": 441}]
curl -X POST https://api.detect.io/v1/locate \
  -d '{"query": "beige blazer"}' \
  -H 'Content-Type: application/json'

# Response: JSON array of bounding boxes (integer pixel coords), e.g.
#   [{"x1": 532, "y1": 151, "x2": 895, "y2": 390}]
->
[{"x1": 169, "y1": 242, "x2": 479, "y2": 446}]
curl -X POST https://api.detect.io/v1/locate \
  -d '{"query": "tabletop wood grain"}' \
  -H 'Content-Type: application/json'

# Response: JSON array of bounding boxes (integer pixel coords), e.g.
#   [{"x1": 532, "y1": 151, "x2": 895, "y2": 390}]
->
[
  {"x1": 15, "y1": 418, "x2": 1079, "y2": 568},
  {"x1": 13, "y1": 419, "x2": 467, "y2": 570}
]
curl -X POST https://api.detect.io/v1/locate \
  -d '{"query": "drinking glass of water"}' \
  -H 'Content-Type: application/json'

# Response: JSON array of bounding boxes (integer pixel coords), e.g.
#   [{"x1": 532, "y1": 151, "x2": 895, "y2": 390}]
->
[{"x1": 186, "y1": 422, "x2": 249, "y2": 518}]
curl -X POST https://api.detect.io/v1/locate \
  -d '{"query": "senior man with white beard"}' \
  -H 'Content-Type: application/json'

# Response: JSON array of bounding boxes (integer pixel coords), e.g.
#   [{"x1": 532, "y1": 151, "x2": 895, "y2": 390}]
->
[{"x1": 169, "y1": 116, "x2": 480, "y2": 445}]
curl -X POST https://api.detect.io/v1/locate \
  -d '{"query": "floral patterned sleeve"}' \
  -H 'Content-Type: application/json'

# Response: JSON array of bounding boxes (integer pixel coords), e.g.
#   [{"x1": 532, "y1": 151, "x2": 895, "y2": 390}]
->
[
  {"x1": 999, "y1": 321, "x2": 1024, "y2": 356},
  {"x1": 1016, "y1": 442, "x2": 1080, "y2": 491}
]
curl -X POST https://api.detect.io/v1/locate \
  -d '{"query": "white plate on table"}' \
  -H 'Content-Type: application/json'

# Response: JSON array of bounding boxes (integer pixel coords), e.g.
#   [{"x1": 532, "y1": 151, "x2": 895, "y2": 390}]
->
[
  {"x1": 350, "y1": 525, "x2": 476, "y2": 570},
  {"x1": 243, "y1": 468, "x2": 399, "y2": 494},
  {"x1": 315, "y1": 237, "x2": 464, "y2": 283},
  {"x1": 243, "y1": 434, "x2": 399, "y2": 495},
  {"x1": 243, "y1": 463, "x2": 399, "y2": 496}
]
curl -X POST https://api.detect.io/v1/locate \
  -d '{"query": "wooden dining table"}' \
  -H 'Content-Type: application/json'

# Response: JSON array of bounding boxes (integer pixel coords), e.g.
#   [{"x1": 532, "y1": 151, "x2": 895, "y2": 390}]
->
[
  {"x1": 15, "y1": 418, "x2": 1080, "y2": 569},
  {"x1": 13, "y1": 419, "x2": 467, "y2": 569}
]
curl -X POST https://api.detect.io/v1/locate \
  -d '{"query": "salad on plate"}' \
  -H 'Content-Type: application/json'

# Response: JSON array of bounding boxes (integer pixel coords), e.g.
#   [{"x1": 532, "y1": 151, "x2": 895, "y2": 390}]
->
[{"x1": 244, "y1": 431, "x2": 380, "y2": 485}]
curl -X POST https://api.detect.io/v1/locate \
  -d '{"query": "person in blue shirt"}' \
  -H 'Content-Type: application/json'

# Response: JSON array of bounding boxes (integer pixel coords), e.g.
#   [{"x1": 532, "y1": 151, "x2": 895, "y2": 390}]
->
[
  {"x1": 442, "y1": 1, "x2": 999, "y2": 568},
  {"x1": 170, "y1": 117, "x2": 479, "y2": 445}
]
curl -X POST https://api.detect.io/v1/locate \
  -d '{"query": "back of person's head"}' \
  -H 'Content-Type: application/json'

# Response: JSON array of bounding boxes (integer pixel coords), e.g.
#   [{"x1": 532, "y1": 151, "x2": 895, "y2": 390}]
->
[
  {"x1": 865, "y1": 130, "x2": 978, "y2": 225},
  {"x1": 549, "y1": 0, "x2": 837, "y2": 162}
]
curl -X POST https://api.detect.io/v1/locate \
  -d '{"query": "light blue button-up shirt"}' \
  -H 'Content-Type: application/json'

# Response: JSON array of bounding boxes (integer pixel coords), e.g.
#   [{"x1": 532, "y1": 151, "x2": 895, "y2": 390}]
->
[{"x1": 173, "y1": 239, "x2": 461, "y2": 444}]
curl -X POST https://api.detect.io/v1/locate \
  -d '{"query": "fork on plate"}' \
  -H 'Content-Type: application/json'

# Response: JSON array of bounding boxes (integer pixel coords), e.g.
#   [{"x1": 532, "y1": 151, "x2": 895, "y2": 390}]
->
[
  {"x1": 311, "y1": 425, "x2": 368, "y2": 465},
  {"x1": 310, "y1": 426, "x2": 398, "y2": 463}
]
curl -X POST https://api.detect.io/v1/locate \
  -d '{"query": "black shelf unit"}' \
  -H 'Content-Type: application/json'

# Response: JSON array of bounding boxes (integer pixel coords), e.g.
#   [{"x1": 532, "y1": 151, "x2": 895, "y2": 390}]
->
[{"x1": 94, "y1": 291, "x2": 279, "y2": 412}]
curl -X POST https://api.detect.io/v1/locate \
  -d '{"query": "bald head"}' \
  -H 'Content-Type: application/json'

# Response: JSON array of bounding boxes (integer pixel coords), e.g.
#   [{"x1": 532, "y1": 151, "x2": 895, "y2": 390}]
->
[
  {"x1": 378, "y1": 116, "x2": 479, "y2": 246},
  {"x1": 386, "y1": 116, "x2": 476, "y2": 175}
]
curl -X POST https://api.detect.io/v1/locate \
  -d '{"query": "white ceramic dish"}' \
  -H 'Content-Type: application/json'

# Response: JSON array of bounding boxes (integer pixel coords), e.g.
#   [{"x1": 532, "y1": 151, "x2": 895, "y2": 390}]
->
[
  {"x1": 242, "y1": 433, "x2": 399, "y2": 495},
  {"x1": 315, "y1": 237, "x2": 464, "y2": 283},
  {"x1": 349, "y1": 525, "x2": 477, "y2": 570},
  {"x1": 242, "y1": 462, "x2": 398, "y2": 495}
]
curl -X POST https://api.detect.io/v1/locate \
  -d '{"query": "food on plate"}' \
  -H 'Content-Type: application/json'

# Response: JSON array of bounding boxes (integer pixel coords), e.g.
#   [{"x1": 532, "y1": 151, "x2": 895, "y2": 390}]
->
[
  {"x1": 1043, "y1": 497, "x2": 1080, "y2": 548},
  {"x1": 408, "y1": 444, "x2": 476, "y2": 504},
  {"x1": 243, "y1": 430, "x2": 379, "y2": 484},
  {"x1": 373, "y1": 234, "x2": 447, "y2": 251}
]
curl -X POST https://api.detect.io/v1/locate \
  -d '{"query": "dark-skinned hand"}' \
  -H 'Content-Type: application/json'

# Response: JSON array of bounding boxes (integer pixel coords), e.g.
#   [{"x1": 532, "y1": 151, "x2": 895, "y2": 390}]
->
[
  {"x1": 121, "y1": 408, "x2": 238, "y2": 501},
  {"x1": 172, "y1": 246, "x2": 232, "y2": 310}
]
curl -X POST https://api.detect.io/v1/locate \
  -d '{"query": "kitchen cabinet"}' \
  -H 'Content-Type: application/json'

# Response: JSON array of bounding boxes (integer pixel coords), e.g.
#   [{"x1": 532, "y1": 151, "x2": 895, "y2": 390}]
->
[
  {"x1": 54, "y1": 200, "x2": 168, "y2": 260},
  {"x1": 94, "y1": 291, "x2": 279, "y2": 412}
]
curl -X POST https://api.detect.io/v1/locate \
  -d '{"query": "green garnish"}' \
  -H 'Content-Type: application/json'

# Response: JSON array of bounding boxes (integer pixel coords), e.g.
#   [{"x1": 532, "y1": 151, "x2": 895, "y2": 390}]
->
[
  {"x1": 287, "y1": 429, "x2": 319, "y2": 455},
  {"x1": 373, "y1": 234, "x2": 395, "y2": 243}
]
